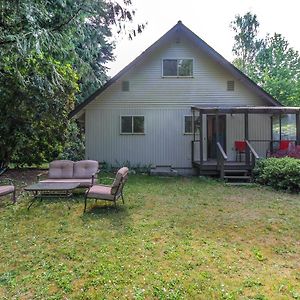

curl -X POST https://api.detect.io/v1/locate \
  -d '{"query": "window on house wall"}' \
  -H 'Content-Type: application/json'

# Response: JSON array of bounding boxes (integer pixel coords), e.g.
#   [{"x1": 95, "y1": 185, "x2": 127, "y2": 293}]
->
[
  {"x1": 121, "y1": 116, "x2": 144, "y2": 134},
  {"x1": 162, "y1": 59, "x2": 193, "y2": 77},
  {"x1": 272, "y1": 114, "x2": 296, "y2": 141},
  {"x1": 184, "y1": 116, "x2": 193, "y2": 134},
  {"x1": 184, "y1": 115, "x2": 200, "y2": 134}
]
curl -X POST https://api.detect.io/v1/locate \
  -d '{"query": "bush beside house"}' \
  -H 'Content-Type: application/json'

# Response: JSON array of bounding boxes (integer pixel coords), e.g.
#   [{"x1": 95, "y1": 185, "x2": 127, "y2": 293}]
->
[{"x1": 254, "y1": 157, "x2": 300, "y2": 192}]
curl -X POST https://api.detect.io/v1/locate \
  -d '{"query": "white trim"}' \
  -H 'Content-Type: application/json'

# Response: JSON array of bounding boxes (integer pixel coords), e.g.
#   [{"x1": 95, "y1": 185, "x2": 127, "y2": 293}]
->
[
  {"x1": 161, "y1": 58, "x2": 194, "y2": 77},
  {"x1": 120, "y1": 115, "x2": 145, "y2": 135}
]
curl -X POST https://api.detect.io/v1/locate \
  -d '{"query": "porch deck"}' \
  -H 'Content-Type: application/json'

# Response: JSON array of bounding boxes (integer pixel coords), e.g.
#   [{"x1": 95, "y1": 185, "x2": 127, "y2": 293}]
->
[
  {"x1": 192, "y1": 160, "x2": 251, "y2": 174},
  {"x1": 191, "y1": 106, "x2": 300, "y2": 180}
]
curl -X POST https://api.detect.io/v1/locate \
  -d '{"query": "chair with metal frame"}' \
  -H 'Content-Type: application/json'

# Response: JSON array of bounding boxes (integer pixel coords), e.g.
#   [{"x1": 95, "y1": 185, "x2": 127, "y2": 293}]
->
[
  {"x1": 234, "y1": 140, "x2": 246, "y2": 162},
  {"x1": 84, "y1": 167, "x2": 129, "y2": 212}
]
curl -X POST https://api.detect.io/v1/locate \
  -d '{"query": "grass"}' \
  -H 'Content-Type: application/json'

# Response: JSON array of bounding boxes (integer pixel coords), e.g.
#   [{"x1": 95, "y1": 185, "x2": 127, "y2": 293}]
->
[{"x1": 0, "y1": 172, "x2": 299, "y2": 299}]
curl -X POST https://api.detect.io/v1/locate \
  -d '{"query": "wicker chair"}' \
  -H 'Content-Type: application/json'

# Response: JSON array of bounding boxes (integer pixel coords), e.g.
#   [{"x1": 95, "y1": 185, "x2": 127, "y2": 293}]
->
[{"x1": 84, "y1": 167, "x2": 129, "y2": 212}]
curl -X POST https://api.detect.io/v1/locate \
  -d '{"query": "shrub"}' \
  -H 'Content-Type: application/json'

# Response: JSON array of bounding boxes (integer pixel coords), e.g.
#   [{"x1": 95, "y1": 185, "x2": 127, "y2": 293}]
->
[{"x1": 253, "y1": 157, "x2": 300, "y2": 192}]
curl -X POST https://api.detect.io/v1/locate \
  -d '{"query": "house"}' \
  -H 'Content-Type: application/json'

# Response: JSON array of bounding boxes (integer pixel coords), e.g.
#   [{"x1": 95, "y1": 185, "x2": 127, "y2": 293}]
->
[{"x1": 71, "y1": 21, "x2": 300, "y2": 178}]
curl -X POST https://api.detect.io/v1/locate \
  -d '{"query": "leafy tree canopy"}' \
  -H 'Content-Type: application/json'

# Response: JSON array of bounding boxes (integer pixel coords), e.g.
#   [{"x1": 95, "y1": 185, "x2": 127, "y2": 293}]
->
[
  {"x1": 0, "y1": 0, "x2": 143, "y2": 167},
  {"x1": 231, "y1": 12, "x2": 300, "y2": 106}
]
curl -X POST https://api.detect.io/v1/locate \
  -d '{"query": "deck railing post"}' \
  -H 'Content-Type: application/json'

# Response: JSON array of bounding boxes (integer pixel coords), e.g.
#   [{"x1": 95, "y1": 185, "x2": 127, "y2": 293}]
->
[{"x1": 220, "y1": 158, "x2": 224, "y2": 180}]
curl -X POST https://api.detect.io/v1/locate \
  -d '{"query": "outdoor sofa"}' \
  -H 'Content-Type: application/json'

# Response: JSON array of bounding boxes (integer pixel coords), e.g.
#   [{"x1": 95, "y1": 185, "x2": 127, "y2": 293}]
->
[{"x1": 38, "y1": 160, "x2": 99, "y2": 188}]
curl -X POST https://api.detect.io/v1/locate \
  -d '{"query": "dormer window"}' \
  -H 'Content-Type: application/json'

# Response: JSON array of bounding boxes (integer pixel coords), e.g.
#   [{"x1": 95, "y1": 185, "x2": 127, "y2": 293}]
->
[{"x1": 162, "y1": 59, "x2": 193, "y2": 77}]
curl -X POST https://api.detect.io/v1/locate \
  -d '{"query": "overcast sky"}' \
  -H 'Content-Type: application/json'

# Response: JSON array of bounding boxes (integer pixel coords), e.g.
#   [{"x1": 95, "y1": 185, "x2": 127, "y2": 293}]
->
[{"x1": 107, "y1": 0, "x2": 300, "y2": 77}]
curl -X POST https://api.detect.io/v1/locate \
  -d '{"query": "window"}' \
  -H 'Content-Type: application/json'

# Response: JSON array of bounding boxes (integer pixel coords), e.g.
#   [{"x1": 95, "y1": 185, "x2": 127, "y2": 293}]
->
[
  {"x1": 162, "y1": 59, "x2": 193, "y2": 77},
  {"x1": 121, "y1": 116, "x2": 144, "y2": 134},
  {"x1": 184, "y1": 116, "x2": 193, "y2": 134},
  {"x1": 272, "y1": 114, "x2": 296, "y2": 141},
  {"x1": 122, "y1": 81, "x2": 130, "y2": 91},
  {"x1": 184, "y1": 115, "x2": 200, "y2": 134},
  {"x1": 227, "y1": 80, "x2": 235, "y2": 91}
]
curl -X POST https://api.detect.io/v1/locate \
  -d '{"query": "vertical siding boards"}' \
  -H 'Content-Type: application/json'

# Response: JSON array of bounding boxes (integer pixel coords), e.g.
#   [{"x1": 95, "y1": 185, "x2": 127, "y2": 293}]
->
[
  {"x1": 249, "y1": 114, "x2": 271, "y2": 157},
  {"x1": 85, "y1": 35, "x2": 273, "y2": 168},
  {"x1": 86, "y1": 108, "x2": 196, "y2": 168},
  {"x1": 226, "y1": 114, "x2": 244, "y2": 161}
]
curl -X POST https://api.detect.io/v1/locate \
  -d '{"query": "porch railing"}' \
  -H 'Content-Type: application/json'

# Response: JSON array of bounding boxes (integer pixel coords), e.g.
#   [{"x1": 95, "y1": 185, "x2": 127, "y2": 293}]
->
[
  {"x1": 216, "y1": 142, "x2": 227, "y2": 179},
  {"x1": 245, "y1": 140, "x2": 259, "y2": 169}
]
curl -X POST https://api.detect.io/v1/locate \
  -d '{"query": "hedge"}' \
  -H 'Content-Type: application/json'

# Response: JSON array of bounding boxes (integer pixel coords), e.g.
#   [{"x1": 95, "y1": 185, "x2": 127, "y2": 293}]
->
[{"x1": 253, "y1": 157, "x2": 300, "y2": 192}]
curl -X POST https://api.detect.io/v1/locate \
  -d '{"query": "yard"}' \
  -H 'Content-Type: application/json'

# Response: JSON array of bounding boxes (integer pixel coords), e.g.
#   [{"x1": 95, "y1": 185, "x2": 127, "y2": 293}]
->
[{"x1": 0, "y1": 170, "x2": 299, "y2": 299}]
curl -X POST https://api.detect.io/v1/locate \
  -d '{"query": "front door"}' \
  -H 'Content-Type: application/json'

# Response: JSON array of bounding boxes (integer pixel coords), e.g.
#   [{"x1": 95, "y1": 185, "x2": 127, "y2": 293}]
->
[{"x1": 207, "y1": 115, "x2": 226, "y2": 159}]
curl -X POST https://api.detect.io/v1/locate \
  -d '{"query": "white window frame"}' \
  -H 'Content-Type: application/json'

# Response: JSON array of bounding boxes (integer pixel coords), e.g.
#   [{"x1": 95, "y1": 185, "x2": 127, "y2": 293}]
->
[
  {"x1": 120, "y1": 115, "x2": 145, "y2": 135},
  {"x1": 183, "y1": 115, "x2": 198, "y2": 135},
  {"x1": 162, "y1": 58, "x2": 194, "y2": 78}
]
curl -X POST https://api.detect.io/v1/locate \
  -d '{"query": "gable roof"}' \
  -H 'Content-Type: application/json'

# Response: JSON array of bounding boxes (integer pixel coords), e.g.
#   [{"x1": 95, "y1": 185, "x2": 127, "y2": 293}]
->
[{"x1": 70, "y1": 21, "x2": 282, "y2": 118}]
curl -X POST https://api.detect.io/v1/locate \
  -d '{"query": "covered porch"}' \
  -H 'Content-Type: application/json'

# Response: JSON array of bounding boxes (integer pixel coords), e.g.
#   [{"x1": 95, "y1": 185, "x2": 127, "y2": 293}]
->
[{"x1": 191, "y1": 106, "x2": 300, "y2": 179}]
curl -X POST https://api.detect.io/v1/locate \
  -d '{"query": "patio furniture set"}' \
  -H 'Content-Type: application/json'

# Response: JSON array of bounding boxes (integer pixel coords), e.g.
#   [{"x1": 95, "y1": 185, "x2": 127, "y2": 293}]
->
[{"x1": 0, "y1": 160, "x2": 129, "y2": 211}]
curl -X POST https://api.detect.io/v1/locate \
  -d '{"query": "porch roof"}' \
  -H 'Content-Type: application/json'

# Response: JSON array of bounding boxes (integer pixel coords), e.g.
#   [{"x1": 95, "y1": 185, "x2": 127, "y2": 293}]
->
[{"x1": 191, "y1": 106, "x2": 300, "y2": 114}]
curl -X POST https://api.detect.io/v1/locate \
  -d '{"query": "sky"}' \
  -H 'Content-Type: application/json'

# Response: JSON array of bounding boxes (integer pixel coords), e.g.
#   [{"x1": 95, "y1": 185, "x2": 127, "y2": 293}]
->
[{"x1": 107, "y1": 0, "x2": 300, "y2": 77}]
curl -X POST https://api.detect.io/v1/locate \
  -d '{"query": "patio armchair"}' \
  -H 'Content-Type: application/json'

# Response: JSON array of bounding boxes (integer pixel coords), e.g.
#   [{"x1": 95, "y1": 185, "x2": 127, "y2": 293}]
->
[
  {"x1": 0, "y1": 178, "x2": 16, "y2": 203},
  {"x1": 234, "y1": 140, "x2": 246, "y2": 162},
  {"x1": 269, "y1": 140, "x2": 296, "y2": 158},
  {"x1": 84, "y1": 167, "x2": 129, "y2": 212}
]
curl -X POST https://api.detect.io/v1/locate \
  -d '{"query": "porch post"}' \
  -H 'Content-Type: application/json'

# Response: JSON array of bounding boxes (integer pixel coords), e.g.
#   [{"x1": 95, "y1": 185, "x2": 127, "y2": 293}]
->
[
  {"x1": 192, "y1": 109, "x2": 196, "y2": 142},
  {"x1": 296, "y1": 112, "x2": 300, "y2": 145},
  {"x1": 244, "y1": 112, "x2": 250, "y2": 166},
  {"x1": 216, "y1": 112, "x2": 219, "y2": 143},
  {"x1": 270, "y1": 115, "x2": 274, "y2": 154},
  {"x1": 279, "y1": 113, "x2": 282, "y2": 140},
  {"x1": 199, "y1": 112, "x2": 203, "y2": 166}
]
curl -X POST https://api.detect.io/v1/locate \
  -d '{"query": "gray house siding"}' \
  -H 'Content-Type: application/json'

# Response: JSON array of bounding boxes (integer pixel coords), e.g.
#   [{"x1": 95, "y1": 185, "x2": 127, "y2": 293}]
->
[{"x1": 83, "y1": 33, "x2": 273, "y2": 170}]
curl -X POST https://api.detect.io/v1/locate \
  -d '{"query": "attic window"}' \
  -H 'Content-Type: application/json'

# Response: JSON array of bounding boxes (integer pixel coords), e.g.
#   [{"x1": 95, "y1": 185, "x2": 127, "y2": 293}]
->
[
  {"x1": 227, "y1": 80, "x2": 235, "y2": 91},
  {"x1": 122, "y1": 81, "x2": 130, "y2": 91},
  {"x1": 162, "y1": 59, "x2": 193, "y2": 77}
]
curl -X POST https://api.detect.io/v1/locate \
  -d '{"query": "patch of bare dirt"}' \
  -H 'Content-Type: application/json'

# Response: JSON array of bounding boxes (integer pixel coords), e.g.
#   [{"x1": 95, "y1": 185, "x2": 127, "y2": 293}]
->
[{"x1": 1, "y1": 168, "x2": 43, "y2": 186}]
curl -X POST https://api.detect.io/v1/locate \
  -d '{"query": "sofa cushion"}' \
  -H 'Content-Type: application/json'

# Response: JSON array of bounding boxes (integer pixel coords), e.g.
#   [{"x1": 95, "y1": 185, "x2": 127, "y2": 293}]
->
[
  {"x1": 73, "y1": 160, "x2": 99, "y2": 179},
  {"x1": 48, "y1": 160, "x2": 74, "y2": 179},
  {"x1": 0, "y1": 185, "x2": 15, "y2": 196},
  {"x1": 111, "y1": 167, "x2": 129, "y2": 195}
]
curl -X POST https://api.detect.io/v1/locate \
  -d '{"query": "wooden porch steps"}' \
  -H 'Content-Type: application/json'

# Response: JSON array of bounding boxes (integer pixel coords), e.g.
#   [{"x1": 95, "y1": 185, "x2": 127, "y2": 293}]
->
[{"x1": 223, "y1": 169, "x2": 252, "y2": 183}]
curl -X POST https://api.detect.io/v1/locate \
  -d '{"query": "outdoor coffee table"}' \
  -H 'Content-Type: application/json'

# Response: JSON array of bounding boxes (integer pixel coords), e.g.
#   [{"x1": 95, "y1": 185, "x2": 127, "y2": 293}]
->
[{"x1": 25, "y1": 182, "x2": 81, "y2": 209}]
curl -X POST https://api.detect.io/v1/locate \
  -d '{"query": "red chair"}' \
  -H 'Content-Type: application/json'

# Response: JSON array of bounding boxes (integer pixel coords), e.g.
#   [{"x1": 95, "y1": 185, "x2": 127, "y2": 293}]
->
[
  {"x1": 234, "y1": 141, "x2": 246, "y2": 162},
  {"x1": 279, "y1": 140, "x2": 291, "y2": 150}
]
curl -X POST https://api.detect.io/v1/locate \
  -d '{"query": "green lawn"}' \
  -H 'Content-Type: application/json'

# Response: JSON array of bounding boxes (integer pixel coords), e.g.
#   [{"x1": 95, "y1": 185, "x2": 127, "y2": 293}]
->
[{"x1": 0, "y1": 172, "x2": 299, "y2": 299}]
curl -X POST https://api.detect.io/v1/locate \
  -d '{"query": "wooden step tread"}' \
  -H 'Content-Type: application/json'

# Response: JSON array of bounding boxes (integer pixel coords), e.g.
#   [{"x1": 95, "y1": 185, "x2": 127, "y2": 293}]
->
[
  {"x1": 224, "y1": 169, "x2": 249, "y2": 173},
  {"x1": 224, "y1": 175, "x2": 251, "y2": 179},
  {"x1": 226, "y1": 182, "x2": 255, "y2": 186}
]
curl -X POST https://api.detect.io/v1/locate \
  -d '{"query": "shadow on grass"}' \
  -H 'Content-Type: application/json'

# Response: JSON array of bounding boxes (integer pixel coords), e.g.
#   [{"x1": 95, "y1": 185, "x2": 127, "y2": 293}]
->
[
  {"x1": 81, "y1": 201, "x2": 131, "y2": 229},
  {"x1": 84, "y1": 201, "x2": 128, "y2": 217}
]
